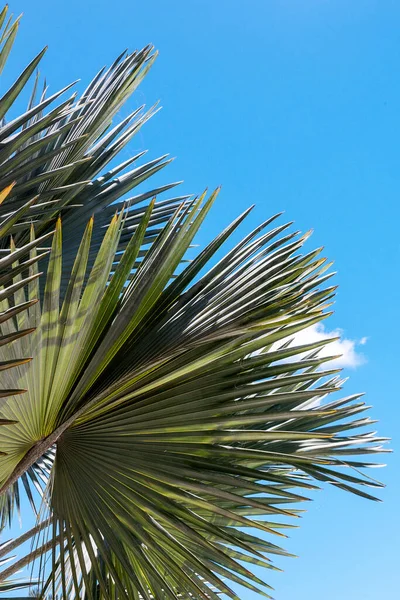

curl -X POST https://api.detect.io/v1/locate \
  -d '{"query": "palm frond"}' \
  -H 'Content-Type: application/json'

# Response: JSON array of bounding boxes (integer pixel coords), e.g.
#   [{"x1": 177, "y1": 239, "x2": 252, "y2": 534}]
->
[
  {"x1": 0, "y1": 6, "x2": 185, "y2": 293},
  {"x1": 0, "y1": 197, "x2": 387, "y2": 599}
]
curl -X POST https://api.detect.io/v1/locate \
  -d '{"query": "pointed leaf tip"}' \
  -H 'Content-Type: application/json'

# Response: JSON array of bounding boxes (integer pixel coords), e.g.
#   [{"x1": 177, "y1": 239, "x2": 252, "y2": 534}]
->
[{"x1": 0, "y1": 182, "x2": 15, "y2": 205}]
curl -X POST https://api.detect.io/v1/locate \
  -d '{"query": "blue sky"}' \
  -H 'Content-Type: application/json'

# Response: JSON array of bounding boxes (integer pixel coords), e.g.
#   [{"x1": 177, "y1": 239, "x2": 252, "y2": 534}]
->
[{"x1": 3, "y1": 0, "x2": 400, "y2": 598}]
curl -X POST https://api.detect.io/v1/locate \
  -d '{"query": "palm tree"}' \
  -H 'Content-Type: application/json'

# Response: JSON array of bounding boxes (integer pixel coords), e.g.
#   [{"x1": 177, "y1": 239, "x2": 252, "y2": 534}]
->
[{"x1": 0, "y1": 5, "x2": 388, "y2": 599}]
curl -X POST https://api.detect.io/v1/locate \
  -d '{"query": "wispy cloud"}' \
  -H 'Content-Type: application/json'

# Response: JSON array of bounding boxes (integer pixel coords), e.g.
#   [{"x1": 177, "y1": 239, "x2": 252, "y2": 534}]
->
[{"x1": 278, "y1": 323, "x2": 367, "y2": 369}]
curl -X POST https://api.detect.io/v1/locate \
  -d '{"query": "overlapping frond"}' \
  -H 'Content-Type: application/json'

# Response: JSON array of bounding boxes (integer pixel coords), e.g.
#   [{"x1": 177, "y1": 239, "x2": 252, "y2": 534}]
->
[
  {"x1": 0, "y1": 194, "x2": 387, "y2": 598},
  {"x1": 0, "y1": 5, "x2": 186, "y2": 293},
  {"x1": 0, "y1": 0, "x2": 183, "y2": 529},
  {"x1": 0, "y1": 4, "x2": 387, "y2": 598}
]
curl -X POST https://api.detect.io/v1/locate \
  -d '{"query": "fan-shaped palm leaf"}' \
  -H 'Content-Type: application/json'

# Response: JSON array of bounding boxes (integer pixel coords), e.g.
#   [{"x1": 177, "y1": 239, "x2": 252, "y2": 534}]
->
[{"x1": 0, "y1": 194, "x2": 387, "y2": 598}]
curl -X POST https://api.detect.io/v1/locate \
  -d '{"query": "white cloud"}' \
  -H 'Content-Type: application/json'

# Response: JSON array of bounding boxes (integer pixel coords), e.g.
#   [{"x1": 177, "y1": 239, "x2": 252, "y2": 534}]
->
[{"x1": 276, "y1": 323, "x2": 367, "y2": 369}]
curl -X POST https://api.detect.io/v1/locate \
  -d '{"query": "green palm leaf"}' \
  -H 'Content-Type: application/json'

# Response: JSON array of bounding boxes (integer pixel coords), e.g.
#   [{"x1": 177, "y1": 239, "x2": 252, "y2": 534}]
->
[
  {"x1": 0, "y1": 198, "x2": 387, "y2": 598},
  {"x1": 0, "y1": 7, "x2": 185, "y2": 295}
]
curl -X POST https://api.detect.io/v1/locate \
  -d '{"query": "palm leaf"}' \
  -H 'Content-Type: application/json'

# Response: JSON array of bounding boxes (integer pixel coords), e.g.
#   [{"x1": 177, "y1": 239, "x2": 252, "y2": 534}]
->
[
  {"x1": 0, "y1": 7, "x2": 186, "y2": 295},
  {"x1": 0, "y1": 199, "x2": 387, "y2": 599}
]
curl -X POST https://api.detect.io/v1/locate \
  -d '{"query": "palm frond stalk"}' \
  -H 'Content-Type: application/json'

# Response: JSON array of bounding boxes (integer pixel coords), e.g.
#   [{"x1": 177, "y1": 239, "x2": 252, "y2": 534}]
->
[{"x1": 0, "y1": 4, "x2": 387, "y2": 599}]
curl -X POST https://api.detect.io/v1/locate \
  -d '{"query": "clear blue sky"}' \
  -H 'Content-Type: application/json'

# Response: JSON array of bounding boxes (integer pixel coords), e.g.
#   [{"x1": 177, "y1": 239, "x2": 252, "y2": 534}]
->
[{"x1": 4, "y1": 1, "x2": 400, "y2": 598}]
